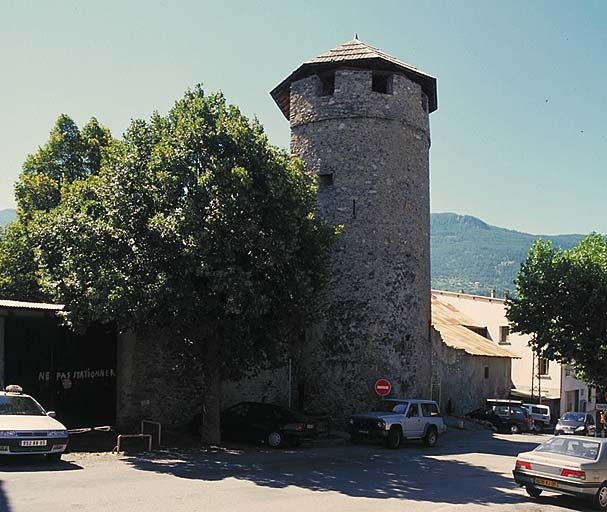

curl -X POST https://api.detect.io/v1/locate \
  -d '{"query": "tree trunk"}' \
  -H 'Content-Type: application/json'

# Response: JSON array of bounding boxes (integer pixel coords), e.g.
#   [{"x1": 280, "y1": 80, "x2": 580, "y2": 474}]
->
[{"x1": 200, "y1": 323, "x2": 223, "y2": 445}]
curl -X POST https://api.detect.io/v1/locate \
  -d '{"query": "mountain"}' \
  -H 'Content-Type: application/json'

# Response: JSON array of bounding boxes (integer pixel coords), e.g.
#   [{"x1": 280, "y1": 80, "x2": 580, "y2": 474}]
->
[
  {"x1": 0, "y1": 209, "x2": 16, "y2": 226},
  {"x1": 430, "y1": 212, "x2": 584, "y2": 297}
]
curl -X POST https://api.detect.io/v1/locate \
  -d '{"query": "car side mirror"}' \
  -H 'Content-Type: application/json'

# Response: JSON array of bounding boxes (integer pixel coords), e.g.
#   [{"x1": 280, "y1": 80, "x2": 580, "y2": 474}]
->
[{"x1": 47, "y1": 411, "x2": 56, "y2": 418}]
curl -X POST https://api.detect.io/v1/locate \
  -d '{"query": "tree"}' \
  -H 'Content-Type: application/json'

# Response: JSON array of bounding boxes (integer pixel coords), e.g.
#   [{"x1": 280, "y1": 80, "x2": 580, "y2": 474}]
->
[
  {"x1": 31, "y1": 86, "x2": 335, "y2": 443},
  {"x1": 0, "y1": 115, "x2": 113, "y2": 301},
  {"x1": 506, "y1": 234, "x2": 607, "y2": 386}
]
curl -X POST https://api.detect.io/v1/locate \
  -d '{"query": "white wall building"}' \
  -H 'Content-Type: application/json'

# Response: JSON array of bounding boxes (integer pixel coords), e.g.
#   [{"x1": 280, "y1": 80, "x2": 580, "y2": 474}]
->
[{"x1": 432, "y1": 290, "x2": 595, "y2": 418}]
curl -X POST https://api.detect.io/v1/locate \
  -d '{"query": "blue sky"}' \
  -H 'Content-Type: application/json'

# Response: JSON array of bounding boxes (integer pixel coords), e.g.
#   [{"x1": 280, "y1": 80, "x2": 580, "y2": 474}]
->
[{"x1": 1, "y1": 0, "x2": 605, "y2": 235}]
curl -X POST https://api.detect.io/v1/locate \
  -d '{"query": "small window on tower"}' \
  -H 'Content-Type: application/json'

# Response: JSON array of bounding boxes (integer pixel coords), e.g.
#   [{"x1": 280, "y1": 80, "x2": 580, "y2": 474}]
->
[
  {"x1": 372, "y1": 73, "x2": 392, "y2": 94},
  {"x1": 318, "y1": 173, "x2": 333, "y2": 187},
  {"x1": 319, "y1": 74, "x2": 335, "y2": 96}
]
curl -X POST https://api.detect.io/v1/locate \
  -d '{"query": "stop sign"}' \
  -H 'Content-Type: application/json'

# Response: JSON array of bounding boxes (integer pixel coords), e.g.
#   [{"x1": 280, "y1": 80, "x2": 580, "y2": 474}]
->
[{"x1": 374, "y1": 379, "x2": 392, "y2": 397}]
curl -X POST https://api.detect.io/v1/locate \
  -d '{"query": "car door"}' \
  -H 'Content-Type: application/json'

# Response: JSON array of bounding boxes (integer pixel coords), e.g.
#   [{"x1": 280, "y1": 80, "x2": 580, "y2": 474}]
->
[
  {"x1": 403, "y1": 403, "x2": 423, "y2": 438},
  {"x1": 221, "y1": 403, "x2": 250, "y2": 441}
]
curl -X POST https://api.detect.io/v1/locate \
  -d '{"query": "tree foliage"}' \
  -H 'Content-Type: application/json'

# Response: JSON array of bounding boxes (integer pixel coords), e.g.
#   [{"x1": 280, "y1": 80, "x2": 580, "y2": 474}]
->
[
  {"x1": 506, "y1": 234, "x2": 607, "y2": 386},
  {"x1": 28, "y1": 86, "x2": 334, "y2": 442},
  {"x1": 0, "y1": 115, "x2": 112, "y2": 300}
]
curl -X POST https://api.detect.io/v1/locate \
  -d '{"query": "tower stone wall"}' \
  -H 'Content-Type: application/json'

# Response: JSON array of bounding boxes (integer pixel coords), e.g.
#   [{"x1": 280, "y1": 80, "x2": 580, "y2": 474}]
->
[{"x1": 288, "y1": 67, "x2": 432, "y2": 418}]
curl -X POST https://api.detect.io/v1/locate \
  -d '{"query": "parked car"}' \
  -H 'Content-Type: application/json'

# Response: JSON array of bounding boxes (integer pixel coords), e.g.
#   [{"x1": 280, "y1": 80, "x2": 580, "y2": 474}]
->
[
  {"x1": 555, "y1": 412, "x2": 596, "y2": 436},
  {"x1": 522, "y1": 403, "x2": 552, "y2": 432},
  {"x1": 467, "y1": 402, "x2": 532, "y2": 434},
  {"x1": 0, "y1": 385, "x2": 69, "y2": 461},
  {"x1": 513, "y1": 435, "x2": 607, "y2": 509},
  {"x1": 346, "y1": 398, "x2": 447, "y2": 449},
  {"x1": 220, "y1": 402, "x2": 320, "y2": 447}
]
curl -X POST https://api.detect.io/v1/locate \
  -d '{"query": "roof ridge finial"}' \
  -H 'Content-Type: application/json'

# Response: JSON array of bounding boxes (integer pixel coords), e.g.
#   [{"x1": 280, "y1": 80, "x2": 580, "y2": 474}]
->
[{"x1": 354, "y1": 33, "x2": 358, "y2": 40}]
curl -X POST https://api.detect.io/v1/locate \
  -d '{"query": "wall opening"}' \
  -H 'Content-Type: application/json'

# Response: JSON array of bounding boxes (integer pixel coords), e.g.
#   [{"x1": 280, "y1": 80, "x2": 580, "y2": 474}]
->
[
  {"x1": 484, "y1": 366, "x2": 489, "y2": 379},
  {"x1": 318, "y1": 173, "x2": 333, "y2": 187},
  {"x1": 372, "y1": 73, "x2": 392, "y2": 94},
  {"x1": 319, "y1": 74, "x2": 335, "y2": 96}
]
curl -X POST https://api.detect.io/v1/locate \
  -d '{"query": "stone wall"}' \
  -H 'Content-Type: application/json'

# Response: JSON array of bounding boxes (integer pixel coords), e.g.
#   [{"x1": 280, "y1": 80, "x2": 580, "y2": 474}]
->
[
  {"x1": 288, "y1": 68, "x2": 432, "y2": 420},
  {"x1": 116, "y1": 330, "x2": 203, "y2": 431},
  {"x1": 431, "y1": 327, "x2": 512, "y2": 416}
]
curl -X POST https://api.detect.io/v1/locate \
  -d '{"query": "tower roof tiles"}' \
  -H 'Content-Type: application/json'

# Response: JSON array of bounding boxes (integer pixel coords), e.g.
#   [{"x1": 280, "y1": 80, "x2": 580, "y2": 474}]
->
[{"x1": 271, "y1": 38, "x2": 437, "y2": 119}]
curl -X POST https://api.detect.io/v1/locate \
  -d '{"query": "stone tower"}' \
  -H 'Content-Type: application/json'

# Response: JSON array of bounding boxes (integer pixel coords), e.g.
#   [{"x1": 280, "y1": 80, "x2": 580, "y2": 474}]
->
[{"x1": 271, "y1": 39, "x2": 438, "y2": 416}]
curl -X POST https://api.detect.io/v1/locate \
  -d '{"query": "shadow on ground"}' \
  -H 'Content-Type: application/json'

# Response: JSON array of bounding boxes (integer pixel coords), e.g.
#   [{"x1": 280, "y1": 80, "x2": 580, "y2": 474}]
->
[
  {"x1": 0, "y1": 457, "x2": 82, "y2": 473},
  {"x1": 120, "y1": 430, "x2": 590, "y2": 508}
]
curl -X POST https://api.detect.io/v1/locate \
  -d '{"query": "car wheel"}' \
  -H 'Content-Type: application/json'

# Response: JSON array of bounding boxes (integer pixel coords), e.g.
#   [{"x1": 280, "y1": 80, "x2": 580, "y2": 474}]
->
[
  {"x1": 350, "y1": 434, "x2": 363, "y2": 445},
  {"x1": 385, "y1": 427, "x2": 401, "y2": 449},
  {"x1": 525, "y1": 486, "x2": 542, "y2": 498},
  {"x1": 267, "y1": 431, "x2": 282, "y2": 448},
  {"x1": 592, "y1": 483, "x2": 607, "y2": 510},
  {"x1": 423, "y1": 427, "x2": 438, "y2": 447},
  {"x1": 509, "y1": 424, "x2": 521, "y2": 435},
  {"x1": 534, "y1": 421, "x2": 544, "y2": 434},
  {"x1": 46, "y1": 453, "x2": 62, "y2": 463}
]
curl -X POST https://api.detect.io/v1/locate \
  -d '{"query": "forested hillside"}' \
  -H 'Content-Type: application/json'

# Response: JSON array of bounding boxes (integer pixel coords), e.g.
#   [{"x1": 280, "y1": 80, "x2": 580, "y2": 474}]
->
[{"x1": 430, "y1": 212, "x2": 583, "y2": 297}]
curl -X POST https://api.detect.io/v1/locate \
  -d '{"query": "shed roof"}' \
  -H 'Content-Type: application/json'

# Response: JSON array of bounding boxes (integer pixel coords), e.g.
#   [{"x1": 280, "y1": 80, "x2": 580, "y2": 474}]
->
[
  {"x1": 0, "y1": 299, "x2": 64, "y2": 312},
  {"x1": 270, "y1": 38, "x2": 437, "y2": 120},
  {"x1": 432, "y1": 295, "x2": 519, "y2": 358}
]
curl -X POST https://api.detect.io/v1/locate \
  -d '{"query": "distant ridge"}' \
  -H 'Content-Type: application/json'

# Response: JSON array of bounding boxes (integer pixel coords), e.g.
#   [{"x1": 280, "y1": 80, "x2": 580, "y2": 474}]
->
[
  {"x1": 430, "y1": 212, "x2": 584, "y2": 297},
  {"x1": 0, "y1": 209, "x2": 15, "y2": 226}
]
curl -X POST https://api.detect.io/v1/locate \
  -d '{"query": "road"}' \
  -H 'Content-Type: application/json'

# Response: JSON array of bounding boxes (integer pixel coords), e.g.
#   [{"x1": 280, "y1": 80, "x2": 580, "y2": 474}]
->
[{"x1": 0, "y1": 429, "x2": 596, "y2": 512}]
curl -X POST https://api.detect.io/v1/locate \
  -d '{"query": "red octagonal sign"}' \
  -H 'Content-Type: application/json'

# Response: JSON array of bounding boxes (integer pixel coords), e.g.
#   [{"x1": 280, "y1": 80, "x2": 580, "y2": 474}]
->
[{"x1": 374, "y1": 378, "x2": 392, "y2": 397}]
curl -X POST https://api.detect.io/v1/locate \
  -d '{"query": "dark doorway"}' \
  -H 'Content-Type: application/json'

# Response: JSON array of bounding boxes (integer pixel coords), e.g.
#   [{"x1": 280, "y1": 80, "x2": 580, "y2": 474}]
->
[{"x1": 4, "y1": 317, "x2": 116, "y2": 428}]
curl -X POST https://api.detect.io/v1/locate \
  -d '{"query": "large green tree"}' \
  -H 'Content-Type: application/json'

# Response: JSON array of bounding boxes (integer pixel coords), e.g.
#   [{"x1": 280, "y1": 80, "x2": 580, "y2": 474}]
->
[
  {"x1": 30, "y1": 87, "x2": 334, "y2": 443},
  {"x1": 506, "y1": 234, "x2": 607, "y2": 386},
  {"x1": 0, "y1": 115, "x2": 112, "y2": 300}
]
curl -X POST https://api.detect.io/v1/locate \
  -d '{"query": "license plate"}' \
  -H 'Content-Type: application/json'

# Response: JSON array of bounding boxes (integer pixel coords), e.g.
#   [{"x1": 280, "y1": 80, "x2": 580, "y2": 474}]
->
[
  {"x1": 358, "y1": 430, "x2": 369, "y2": 434},
  {"x1": 306, "y1": 424, "x2": 314, "y2": 429},
  {"x1": 535, "y1": 477, "x2": 558, "y2": 488},
  {"x1": 21, "y1": 440, "x2": 47, "y2": 447}
]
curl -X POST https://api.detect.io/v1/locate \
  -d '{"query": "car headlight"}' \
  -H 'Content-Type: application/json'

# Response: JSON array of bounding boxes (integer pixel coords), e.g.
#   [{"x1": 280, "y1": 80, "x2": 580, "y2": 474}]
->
[
  {"x1": 575, "y1": 425, "x2": 586, "y2": 432},
  {"x1": 377, "y1": 420, "x2": 386, "y2": 429},
  {"x1": 47, "y1": 430, "x2": 69, "y2": 438},
  {"x1": 0, "y1": 431, "x2": 17, "y2": 438}
]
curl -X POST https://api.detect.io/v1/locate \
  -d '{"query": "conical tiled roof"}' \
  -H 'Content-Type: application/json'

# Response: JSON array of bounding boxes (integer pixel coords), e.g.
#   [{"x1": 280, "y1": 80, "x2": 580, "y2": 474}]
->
[{"x1": 270, "y1": 38, "x2": 437, "y2": 119}]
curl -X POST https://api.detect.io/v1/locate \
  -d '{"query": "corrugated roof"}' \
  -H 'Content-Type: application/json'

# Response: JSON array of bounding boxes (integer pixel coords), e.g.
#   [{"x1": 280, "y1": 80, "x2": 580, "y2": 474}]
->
[
  {"x1": 432, "y1": 295, "x2": 519, "y2": 358},
  {"x1": 0, "y1": 300, "x2": 64, "y2": 311},
  {"x1": 431, "y1": 296, "x2": 485, "y2": 328},
  {"x1": 270, "y1": 38, "x2": 437, "y2": 119}
]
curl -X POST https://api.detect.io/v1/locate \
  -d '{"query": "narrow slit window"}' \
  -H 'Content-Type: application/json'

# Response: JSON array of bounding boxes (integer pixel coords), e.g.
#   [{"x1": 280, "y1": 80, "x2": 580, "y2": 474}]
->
[
  {"x1": 352, "y1": 199, "x2": 356, "y2": 218},
  {"x1": 372, "y1": 73, "x2": 392, "y2": 94},
  {"x1": 318, "y1": 173, "x2": 333, "y2": 187},
  {"x1": 319, "y1": 74, "x2": 335, "y2": 96},
  {"x1": 484, "y1": 366, "x2": 489, "y2": 379}
]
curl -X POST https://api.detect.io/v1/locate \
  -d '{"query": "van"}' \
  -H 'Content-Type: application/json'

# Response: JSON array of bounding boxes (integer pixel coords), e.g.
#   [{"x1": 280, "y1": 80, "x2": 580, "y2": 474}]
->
[{"x1": 522, "y1": 403, "x2": 551, "y2": 432}]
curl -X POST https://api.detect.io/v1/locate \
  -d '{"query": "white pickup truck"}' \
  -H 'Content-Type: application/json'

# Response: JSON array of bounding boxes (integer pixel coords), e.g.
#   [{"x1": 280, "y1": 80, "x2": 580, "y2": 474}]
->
[{"x1": 346, "y1": 398, "x2": 447, "y2": 449}]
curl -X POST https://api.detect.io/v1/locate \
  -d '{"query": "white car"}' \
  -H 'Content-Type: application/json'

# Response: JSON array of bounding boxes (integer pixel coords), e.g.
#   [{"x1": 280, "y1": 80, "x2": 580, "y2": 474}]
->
[
  {"x1": 0, "y1": 385, "x2": 69, "y2": 461},
  {"x1": 513, "y1": 435, "x2": 607, "y2": 510},
  {"x1": 347, "y1": 399, "x2": 447, "y2": 449}
]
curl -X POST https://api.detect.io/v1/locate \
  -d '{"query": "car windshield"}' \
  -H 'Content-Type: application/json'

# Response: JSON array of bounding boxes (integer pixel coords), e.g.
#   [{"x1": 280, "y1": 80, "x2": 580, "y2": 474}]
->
[
  {"x1": 535, "y1": 437, "x2": 600, "y2": 460},
  {"x1": 0, "y1": 395, "x2": 46, "y2": 416},
  {"x1": 562, "y1": 413, "x2": 585, "y2": 422},
  {"x1": 378, "y1": 401, "x2": 409, "y2": 413}
]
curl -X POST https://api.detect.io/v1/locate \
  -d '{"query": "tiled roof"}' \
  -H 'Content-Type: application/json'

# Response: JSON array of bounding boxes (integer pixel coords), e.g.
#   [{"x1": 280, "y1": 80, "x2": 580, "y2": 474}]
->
[
  {"x1": 432, "y1": 295, "x2": 519, "y2": 358},
  {"x1": 270, "y1": 38, "x2": 437, "y2": 119},
  {"x1": 306, "y1": 39, "x2": 429, "y2": 74},
  {"x1": 0, "y1": 300, "x2": 64, "y2": 311}
]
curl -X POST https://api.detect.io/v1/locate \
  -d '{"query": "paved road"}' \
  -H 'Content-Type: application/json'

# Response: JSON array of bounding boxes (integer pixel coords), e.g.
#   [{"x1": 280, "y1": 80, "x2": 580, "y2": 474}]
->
[{"x1": 0, "y1": 429, "x2": 597, "y2": 512}]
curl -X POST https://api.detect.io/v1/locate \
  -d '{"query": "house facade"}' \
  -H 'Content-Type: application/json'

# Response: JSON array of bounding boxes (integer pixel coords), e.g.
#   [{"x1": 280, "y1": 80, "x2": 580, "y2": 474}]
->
[{"x1": 432, "y1": 289, "x2": 595, "y2": 418}]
